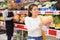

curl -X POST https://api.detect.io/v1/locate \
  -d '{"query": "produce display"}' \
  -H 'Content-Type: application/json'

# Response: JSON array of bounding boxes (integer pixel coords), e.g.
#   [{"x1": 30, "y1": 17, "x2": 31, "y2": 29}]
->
[
  {"x1": 0, "y1": 1, "x2": 9, "y2": 9},
  {"x1": 13, "y1": 13, "x2": 27, "y2": 24},
  {"x1": 0, "y1": 0, "x2": 28, "y2": 10},
  {"x1": 14, "y1": 14, "x2": 20, "y2": 22},
  {"x1": 40, "y1": 14, "x2": 60, "y2": 28},
  {"x1": 53, "y1": 15, "x2": 60, "y2": 28},
  {"x1": 0, "y1": 0, "x2": 58, "y2": 10}
]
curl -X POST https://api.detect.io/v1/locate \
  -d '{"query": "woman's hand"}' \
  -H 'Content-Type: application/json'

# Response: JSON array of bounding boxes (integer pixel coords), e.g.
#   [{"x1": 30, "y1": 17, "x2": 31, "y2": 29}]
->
[
  {"x1": 45, "y1": 22, "x2": 52, "y2": 28},
  {"x1": 39, "y1": 22, "x2": 43, "y2": 26}
]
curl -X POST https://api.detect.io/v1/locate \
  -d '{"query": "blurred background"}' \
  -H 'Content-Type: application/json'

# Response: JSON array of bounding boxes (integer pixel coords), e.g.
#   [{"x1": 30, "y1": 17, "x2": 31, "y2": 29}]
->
[{"x1": 0, "y1": 0, "x2": 60, "y2": 40}]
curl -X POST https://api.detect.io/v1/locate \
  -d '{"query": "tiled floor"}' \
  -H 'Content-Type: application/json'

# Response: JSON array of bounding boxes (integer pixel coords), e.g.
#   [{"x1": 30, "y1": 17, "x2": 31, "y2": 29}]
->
[
  {"x1": 0, "y1": 34, "x2": 7, "y2": 40},
  {"x1": 0, "y1": 34, "x2": 15, "y2": 40},
  {"x1": 46, "y1": 36, "x2": 60, "y2": 40},
  {"x1": 0, "y1": 34, "x2": 60, "y2": 40}
]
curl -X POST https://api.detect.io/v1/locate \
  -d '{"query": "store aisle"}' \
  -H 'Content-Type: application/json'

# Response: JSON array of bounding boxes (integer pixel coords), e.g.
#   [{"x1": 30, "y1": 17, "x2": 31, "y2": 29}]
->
[
  {"x1": 0, "y1": 34, "x2": 7, "y2": 40},
  {"x1": 46, "y1": 36, "x2": 60, "y2": 40},
  {"x1": 0, "y1": 34, "x2": 60, "y2": 40},
  {"x1": 0, "y1": 34, "x2": 14, "y2": 40}
]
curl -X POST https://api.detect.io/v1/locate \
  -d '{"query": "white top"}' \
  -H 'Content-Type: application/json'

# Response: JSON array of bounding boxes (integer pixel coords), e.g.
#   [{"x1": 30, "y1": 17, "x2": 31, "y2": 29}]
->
[{"x1": 25, "y1": 16, "x2": 42, "y2": 37}]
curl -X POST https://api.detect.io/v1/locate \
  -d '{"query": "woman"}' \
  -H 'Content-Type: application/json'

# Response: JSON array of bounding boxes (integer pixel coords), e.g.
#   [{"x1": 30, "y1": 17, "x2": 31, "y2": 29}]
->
[
  {"x1": 3, "y1": 9, "x2": 14, "y2": 40},
  {"x1": 25, "y1": 4, "x2": 43, "y2": 40}
]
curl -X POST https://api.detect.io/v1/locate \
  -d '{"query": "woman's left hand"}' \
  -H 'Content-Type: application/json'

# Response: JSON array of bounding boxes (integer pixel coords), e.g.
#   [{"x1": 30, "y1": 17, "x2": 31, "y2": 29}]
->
[
  {"x1": 39, "y1": 22, "x2": 43, "y2": 26},
  {"x1": 45, "y1": 22, "x2": 51, "y2": 28}
]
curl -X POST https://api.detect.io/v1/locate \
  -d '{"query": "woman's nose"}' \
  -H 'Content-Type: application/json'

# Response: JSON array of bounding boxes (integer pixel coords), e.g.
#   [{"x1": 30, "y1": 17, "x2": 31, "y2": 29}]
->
[{"x1": 36, "y1": 9, "x2": 39, "y2": 11}]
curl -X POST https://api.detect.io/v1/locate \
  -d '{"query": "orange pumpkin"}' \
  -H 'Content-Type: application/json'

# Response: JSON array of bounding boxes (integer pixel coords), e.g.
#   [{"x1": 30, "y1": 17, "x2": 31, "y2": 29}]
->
[
  {"x1": 19, "y1": 14, "x2": 25, "y2": 23},
  {"x1": 13, "y1": 14, "x2": 19, "y2": 22},
  {"x1": 12, "y1": 4, "x2": 18, "y2": 8}
]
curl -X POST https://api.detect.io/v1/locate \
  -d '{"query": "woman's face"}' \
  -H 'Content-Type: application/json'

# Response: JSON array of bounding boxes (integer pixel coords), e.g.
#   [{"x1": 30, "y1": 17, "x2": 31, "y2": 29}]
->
[{"x1": 30, "y1": 6, "x2": 39, "y2": 16}]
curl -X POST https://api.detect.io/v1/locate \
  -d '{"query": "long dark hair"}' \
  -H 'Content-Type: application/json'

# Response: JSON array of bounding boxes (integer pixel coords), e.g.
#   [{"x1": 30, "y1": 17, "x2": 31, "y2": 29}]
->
[{"x1": 28, "y1": 4, "x2": 38, "y2": 17}]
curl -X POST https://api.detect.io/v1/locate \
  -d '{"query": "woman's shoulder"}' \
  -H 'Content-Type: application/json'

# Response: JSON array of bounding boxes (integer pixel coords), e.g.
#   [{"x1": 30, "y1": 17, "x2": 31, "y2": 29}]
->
[
  {"x1": 25, "y1": 16, "x2": 31, "y2": 20},
  {"x1": 25, "y1": 16, "x2": 29, "y2": 19}
]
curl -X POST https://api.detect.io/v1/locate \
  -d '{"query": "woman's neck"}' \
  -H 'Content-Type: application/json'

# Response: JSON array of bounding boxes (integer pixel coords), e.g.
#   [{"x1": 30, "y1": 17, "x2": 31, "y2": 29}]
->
[{"x1": 32, "y1": 15, "x2": 37, "y2": 18}]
